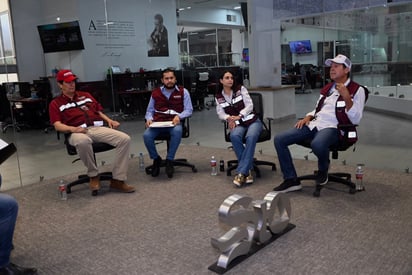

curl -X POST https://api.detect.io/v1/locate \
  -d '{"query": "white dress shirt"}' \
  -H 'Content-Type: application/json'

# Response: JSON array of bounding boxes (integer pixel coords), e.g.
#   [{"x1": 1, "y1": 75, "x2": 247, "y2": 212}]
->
[{"x1": 306, "y1": 78, "x2": 366, "y2": 131}]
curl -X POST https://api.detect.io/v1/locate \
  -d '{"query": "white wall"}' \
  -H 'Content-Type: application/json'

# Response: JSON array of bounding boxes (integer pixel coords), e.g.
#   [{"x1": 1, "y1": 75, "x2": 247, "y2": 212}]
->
[{"x1": 11, "y1": 0, "x2": 179, "y2": 82}]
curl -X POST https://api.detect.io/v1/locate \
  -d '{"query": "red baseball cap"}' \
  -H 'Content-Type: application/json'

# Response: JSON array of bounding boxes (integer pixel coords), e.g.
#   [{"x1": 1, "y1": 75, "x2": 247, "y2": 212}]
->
[{"x1": 56, "y1": 69, "x2": 77, "y2": 82}]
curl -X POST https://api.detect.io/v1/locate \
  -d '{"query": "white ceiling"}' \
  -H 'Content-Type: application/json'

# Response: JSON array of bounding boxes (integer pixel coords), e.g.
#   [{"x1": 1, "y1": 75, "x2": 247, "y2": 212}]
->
[{"x1": 176, "y1": 0, "x2": 243, "y2": 10}]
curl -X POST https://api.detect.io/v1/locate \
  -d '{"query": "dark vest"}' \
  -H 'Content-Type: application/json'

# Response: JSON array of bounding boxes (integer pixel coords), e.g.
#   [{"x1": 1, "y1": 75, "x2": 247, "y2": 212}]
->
[
  {"x1": 152, "y1": 86, "x2": 184, "y2": 122},
  {"x1": 315, "y1": 81, "x2": 368, "y2": 145},
  {"x1": 215, "y1": 86, "x2": 257, "y2": 126}
]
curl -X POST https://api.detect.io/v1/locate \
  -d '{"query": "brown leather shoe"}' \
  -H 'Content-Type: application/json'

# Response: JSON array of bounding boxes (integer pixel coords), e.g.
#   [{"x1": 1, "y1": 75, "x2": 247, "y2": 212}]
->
[
  {"x1": 110, "y1": 179, "x2": 135, "y2": 193},
  {"x1": 89, "y1": 176, "x2": 101, "y2": 191}
]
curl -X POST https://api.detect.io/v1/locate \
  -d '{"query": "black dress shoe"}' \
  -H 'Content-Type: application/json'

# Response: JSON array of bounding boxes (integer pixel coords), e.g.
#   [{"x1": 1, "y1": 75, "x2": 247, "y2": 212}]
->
[
  {"x1": 0, "y1": 262, "x2": 37, "y2": 275},
  {"x1": 165, "y1": 159, "x2": 174, "y2": 178},
  {"x1": 151, "y1": 156, "x2": 162, "y2": 177}
]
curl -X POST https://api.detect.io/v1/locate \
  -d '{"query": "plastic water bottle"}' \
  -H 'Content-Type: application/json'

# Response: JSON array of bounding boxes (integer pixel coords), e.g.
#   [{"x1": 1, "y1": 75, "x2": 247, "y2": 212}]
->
[
  {"x1": 355, "y1": 164, "x2": 365, "y2": 191},
  {"x1": 58, "y1": 179, "x2": 68, "y2": 200},
  {"x1": 210, "y1": 156, "x2": 217, "y2": 176},
  {"x1": 139, "y1": 152, "x2": 145, "y2": 172},
  {"x1": 243, "y1": 74, "x2": 250, "y2": 87}
]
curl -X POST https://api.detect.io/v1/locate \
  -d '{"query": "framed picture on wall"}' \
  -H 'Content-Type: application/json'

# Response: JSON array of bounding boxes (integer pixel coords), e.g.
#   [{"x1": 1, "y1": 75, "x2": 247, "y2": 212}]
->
[{"x1": 147, "y1": 13, "x2": 169, "y2": 57}]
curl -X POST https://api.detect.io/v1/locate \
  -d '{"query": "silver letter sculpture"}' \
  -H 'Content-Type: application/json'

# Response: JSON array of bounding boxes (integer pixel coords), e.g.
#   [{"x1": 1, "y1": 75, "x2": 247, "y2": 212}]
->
[{"x1": 210, "y1": 191, "x2": 293, "y2": 271}]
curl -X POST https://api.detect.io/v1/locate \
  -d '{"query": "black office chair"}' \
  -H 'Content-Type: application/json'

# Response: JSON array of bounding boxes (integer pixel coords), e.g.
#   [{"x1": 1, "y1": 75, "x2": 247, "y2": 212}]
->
[
  {"x1": 296, "y1": 124, "x2": 359, "y2": 197},
  {"x1": 145, "y1": 118, "x2": 197, "y2": 177},
  {"x1": 58, "y1": 132, "x2": 115, "y2": 196},
  {"x1": 224, "y1": 92, "x2": 276, "y2": 178}
]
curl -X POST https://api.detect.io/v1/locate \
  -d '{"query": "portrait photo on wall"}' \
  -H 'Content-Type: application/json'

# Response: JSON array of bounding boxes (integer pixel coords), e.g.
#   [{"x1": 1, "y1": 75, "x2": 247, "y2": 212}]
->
[{"x1": 147, "y1": 13, "x2": 169, "y2": 57}]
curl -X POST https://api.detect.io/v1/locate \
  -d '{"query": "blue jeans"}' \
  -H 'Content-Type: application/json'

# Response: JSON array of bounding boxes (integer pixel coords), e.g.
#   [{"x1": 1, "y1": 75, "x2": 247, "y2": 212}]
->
[
  {"x1": 143, "y1": 124, "x2": 183, "y2": 160},
  {"x1": 274, "y1": 126, "x2": 339, "y2": 180},
  {"x1": 230, "y1": 119, "x2": 262, "y2": 175},
  {"x1": 0, "y1": 193, "x2": 18, "y2": 268}
]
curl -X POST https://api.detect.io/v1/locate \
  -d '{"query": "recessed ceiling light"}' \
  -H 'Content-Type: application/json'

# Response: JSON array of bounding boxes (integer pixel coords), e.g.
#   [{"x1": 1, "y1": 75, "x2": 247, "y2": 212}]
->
[{"x1": 234, "y1": 6, "x2": 241, "y2": 10}]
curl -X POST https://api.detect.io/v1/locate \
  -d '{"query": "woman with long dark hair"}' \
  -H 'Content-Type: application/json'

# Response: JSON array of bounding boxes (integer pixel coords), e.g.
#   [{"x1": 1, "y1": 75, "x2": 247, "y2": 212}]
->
[{"x1": 215, "y1": 70, "x2": 262, "y2": 187}]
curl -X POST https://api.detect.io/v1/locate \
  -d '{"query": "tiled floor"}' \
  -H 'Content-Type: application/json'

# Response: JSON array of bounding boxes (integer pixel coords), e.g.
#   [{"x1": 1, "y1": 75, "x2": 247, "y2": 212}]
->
[{"x1": 1, "y1": 91, "x2": 411, "y2": 190}]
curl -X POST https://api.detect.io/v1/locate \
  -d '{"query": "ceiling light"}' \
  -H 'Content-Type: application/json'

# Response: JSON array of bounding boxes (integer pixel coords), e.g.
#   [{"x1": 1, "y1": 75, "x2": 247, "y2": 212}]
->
[{"x1": 234, "y1": 6, "x2": 241, "y2": 10}]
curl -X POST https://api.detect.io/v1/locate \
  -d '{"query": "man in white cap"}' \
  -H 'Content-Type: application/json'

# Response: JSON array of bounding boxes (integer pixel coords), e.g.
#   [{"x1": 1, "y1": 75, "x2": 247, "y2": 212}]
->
[
  {"x1": 49, "y1": 70, "x2": 135, "y2": 194},
  {"x1": 273, "y1": 54, "x2": 368, "y2": 193}
]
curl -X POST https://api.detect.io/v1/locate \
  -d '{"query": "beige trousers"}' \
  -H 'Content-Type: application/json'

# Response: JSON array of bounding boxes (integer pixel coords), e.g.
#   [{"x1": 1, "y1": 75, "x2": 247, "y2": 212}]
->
[{"x1": 69, "y1": 126, "x2": 131, "y2": 181}]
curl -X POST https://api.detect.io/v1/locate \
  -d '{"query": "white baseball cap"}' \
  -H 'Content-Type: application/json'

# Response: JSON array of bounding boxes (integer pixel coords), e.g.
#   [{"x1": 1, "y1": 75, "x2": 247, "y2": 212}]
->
[{"x1": 325, "y1": 54, "x2": 352, "y2": 70}]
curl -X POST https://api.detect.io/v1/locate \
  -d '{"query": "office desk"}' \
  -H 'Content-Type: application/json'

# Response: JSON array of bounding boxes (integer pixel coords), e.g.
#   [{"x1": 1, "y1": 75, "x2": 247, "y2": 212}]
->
[
  {"x1": 3, "y1": 97, "x2": 47, "y2": 132},
  {"x1": 117, "y1": 89, "x2": 152, "y2": 117}
]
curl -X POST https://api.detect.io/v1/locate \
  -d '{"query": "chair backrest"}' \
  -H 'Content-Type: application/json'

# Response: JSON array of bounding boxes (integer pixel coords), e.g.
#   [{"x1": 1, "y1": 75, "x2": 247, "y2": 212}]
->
[
  {"x1": 223, "y1": 92, "x2": 272, "y2": 143},
  {"x1": 249, "y1": 92, "x2": 264, "y2": 121}
]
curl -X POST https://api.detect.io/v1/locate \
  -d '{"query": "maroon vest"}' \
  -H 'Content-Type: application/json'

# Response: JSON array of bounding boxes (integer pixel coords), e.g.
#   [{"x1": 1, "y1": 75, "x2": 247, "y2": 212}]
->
[
  {"x1": 152, "y1": 86, "x2": 184, "y2": 121},
  {"x1": 215, "y1": 86, "x2": 257, "y2": 126},
  {"x1": 316, "y1": 81, "x2": 368, "y2": 145}
]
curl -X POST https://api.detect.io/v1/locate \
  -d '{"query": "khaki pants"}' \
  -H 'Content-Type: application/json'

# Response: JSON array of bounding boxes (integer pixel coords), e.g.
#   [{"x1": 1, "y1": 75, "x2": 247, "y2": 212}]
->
[{"x1": 69, "y1": 126, "x2": 131, "y2": 181}]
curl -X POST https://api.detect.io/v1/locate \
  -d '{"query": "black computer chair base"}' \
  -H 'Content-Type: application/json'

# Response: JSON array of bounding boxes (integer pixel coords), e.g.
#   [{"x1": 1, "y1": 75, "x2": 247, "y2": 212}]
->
[
  {"x1": 66, "y1": 171, "x2": 113, "y2": 196},
  {"x1": 226, "y1": 158, "x2": 276, "y2": 177},
  {"x1": 297, "y1": 170, "x2": 357, "y2": 197},
  {"x1": 144, "y1": 118, "x2": 197, "y2": 178},
  {"x1": 145, "y1": 158, "x2": 197, "y2": 177},
  {"x1": 59, "y1": 132, "x2": 115, "y2": 196},
  {"x1": 296, "y1": 128, "x2": 358, "y2": 197},
  {"x1": 223, "y1": 93, "x2": 277, "y2": 179}
]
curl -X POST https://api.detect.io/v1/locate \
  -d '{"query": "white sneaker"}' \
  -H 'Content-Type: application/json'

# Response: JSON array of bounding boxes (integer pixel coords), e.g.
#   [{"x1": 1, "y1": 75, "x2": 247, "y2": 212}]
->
[{"x1": 246, "y1": 170, "x2": 254, "y2": 184}]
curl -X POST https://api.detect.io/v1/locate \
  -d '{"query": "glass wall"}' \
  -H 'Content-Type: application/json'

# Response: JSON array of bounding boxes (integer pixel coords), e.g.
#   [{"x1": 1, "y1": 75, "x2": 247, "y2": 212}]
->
[
  {"x1": 279, "y1": 0, "x2": 412, "y2": 98},
  {"x1": 1, "y1": 0, "x2": 412, "y2": 190}
]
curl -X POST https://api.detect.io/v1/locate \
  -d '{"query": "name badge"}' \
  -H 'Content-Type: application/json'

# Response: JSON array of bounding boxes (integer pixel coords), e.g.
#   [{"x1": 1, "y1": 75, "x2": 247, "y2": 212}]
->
[
  {"x1": 348, "y1": 131, "x2": 357, "y2": 138},
  {"x1": 94, "y1": 121, "x2": 104, "y2": 127},
  {"x1": 242, "y1": 114, "x2": 255, "y2": 121},
  {"x1": 337, "y1": 101, "x2": 346, "y2": 108}
]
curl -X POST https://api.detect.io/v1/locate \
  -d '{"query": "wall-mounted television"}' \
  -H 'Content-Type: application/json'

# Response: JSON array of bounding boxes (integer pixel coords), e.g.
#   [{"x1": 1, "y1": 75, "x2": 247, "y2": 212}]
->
[
  {"x1": 289, "y1": 40, "x2": 312, "y2": 54},
  {"x1": 37, "y1": 21, "x2": 85, "y2": 53}
]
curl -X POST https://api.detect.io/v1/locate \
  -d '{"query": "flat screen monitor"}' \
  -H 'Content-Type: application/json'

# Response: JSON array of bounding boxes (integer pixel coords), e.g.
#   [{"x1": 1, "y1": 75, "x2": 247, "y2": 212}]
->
[
  {"x1": 37, "y1": 21, "x2": 85, "y2": 53},
  {"x1": 14, "y1": 82, "x2": 31, "y2": 98},
  {"x1": 289, "y1": 40, "x2": 312, "y2": 54}
]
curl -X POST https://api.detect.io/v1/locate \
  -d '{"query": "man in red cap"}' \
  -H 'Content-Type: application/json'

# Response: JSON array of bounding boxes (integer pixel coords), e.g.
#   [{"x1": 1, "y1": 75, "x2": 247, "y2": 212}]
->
[{"x1": 49, "y1": 69, "x2": 135, "y2": 194}]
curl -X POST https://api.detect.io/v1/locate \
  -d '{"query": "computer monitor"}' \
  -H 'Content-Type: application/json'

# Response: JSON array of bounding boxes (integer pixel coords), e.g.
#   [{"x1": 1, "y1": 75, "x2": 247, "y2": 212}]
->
[
  {"x1": 13, "y1": 82, "x2": 31, "y2": 98},
  {"x1": 4, "y1": 82, "x2": 31, "y2": 98}
]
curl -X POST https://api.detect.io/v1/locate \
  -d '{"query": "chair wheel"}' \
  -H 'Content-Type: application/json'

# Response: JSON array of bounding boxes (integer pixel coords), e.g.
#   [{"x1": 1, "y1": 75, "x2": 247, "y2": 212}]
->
[
  {"x1": 313, "y1": 190, "x2": 320, "y2": 197},
  {"x1": 91, "y1": 190, "x2": 98, "y2": 196},
  {"x1": 349, "y1": 188, "x2": 356, "y2": 194},
  {"x1": 192, "y1": 167, "x2": 197, "y2": 172},
  {"x1": 66, "y1": 188, "x2": 72, "y2": 194}
]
